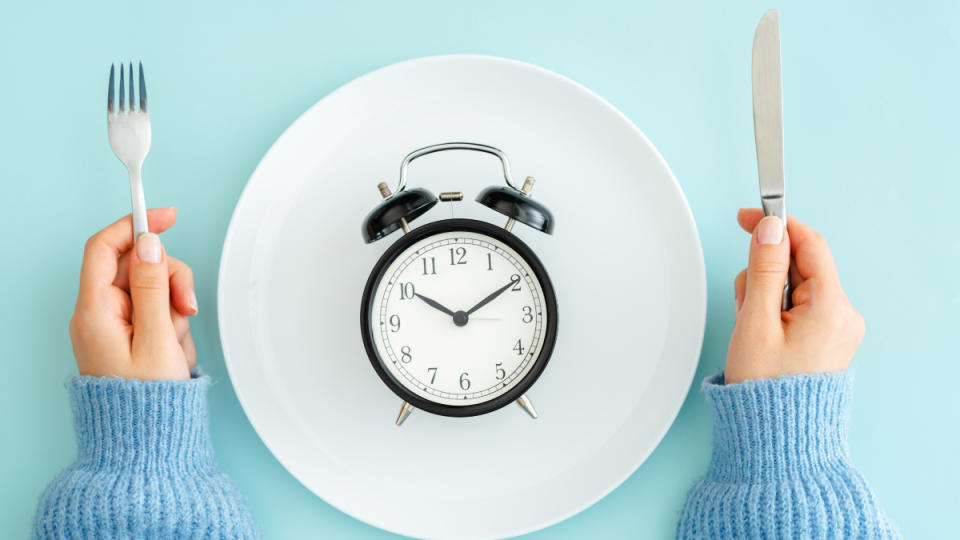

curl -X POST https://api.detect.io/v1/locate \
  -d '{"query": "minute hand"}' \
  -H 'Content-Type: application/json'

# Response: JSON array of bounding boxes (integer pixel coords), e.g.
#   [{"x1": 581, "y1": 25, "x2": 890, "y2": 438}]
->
[
  {"x1": 414, "y1": 293, "x2": 456, "y2": 316},
  {"x1": 465, "y1": 279, "x2": 517, "y2": 316}
]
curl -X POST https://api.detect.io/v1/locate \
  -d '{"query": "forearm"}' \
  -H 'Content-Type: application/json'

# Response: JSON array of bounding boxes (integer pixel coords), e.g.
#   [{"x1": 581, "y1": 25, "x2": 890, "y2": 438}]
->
[
  {"x1": 32, "y1": 370, "x2": 258, "y2": 539},
  {"x1": 678, "y1": 370, "x2": 899, "y2": 539}
]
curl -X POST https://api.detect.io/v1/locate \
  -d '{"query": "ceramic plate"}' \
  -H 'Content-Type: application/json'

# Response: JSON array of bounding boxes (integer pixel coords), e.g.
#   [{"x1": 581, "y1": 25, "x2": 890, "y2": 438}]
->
[{"x1": 218, "y1": 55, "x2": 705, "y2": 539}]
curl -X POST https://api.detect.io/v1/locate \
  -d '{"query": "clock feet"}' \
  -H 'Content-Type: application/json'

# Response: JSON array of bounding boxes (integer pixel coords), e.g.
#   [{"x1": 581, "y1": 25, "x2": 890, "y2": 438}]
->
[
  {"x1": 516, "y1": 394, "x2": 538, "y2": 419},
  {"x1": 395, "y1": 401, "x2": 414, "y2": 426}
]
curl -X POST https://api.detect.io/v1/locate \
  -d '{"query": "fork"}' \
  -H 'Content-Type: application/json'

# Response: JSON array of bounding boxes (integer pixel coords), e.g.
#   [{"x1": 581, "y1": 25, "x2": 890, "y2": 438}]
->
[{"x1": 107, "y1": 62, "x2": 151, "y2": 240}]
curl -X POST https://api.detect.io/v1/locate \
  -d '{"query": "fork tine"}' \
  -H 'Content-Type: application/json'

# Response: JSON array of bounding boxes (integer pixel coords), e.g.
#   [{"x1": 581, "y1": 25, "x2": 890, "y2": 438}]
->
[
  {"x1": 119, "y1": 64, "x2": 125, "y2": 112},
  {"x1": 108, "y1": 64, "x2": 115, "y2": 113},
  {"x1": 128, "y1": 62, "x2": 134, "y2": 111},
  {"x1": 138, "y1": 62, "x2": 147, "y2": 113}
]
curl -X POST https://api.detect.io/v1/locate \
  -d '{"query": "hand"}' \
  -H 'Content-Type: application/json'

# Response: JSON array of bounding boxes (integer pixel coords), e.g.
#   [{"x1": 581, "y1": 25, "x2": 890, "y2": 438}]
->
[
  {"x1": 465, "y1": 276, "x2": 518, "y2": 316},
  {"x1": 69, "y1": 208, "x2": 198, "y2": 380},
  {"x1": 725, "y1": 209, "x2": 865, "y2": 384}
]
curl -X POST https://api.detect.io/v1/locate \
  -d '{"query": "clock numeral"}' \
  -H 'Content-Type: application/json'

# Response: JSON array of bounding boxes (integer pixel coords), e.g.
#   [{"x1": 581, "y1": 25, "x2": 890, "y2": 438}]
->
[
  {"x1": 521, "y1": 305, "x2": 533, "y2": 324},
  {"x1": 400, "y1": 345, "x2": 412, "y2": 363},
  {"x1": 513, "y1": 339, "x2": 525, "y2": 356},
  {"x1": 449, "y1": 246, "x2": 467, "y2": 265},
  {"x1": 459, "y1": 372, "x2": 471, "y2": 391},
  {"x1": 510, "y1": 274, "x2": 522, "y2": 292},
  {"x1": 486, "y1": 253, "x2": 493, "y2": 271},
  {"x1": 421, "y1": 257, "x2": 436, "y2": 275},
  {"x1": 399, "y1": 282, "x2": 416, "y2": 300},
  {"x1": 495, "y1": 363, "x2": 505, "y2": 380},
  {"x1": 427, "y1": 367, "x2": 437, "y2": 384},
  {"x1": 389, "y1": 314, "x2": 401, "y2": 332}
]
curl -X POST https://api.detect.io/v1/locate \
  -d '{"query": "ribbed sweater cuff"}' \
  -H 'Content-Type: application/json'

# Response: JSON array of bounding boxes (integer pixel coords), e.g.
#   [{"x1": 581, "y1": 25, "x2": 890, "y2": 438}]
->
[
  {"x1": 703, "y1": 370, "x2": 853, "y2": 483},
  {"x1": 68, "y1": 371, "x2": 216, "y2": 471}
]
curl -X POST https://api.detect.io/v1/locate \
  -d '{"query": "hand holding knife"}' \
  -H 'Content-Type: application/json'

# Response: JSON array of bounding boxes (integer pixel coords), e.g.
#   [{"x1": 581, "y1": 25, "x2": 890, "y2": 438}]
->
[{"x1": 752, "y1": 9, "x2": 791, "y2": 311}]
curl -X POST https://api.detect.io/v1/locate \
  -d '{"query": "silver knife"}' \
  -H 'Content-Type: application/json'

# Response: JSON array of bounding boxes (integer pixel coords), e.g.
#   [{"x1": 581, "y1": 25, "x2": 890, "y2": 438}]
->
[{"x1": 752, "y1": 9, "x2": 791, "y2": 311}]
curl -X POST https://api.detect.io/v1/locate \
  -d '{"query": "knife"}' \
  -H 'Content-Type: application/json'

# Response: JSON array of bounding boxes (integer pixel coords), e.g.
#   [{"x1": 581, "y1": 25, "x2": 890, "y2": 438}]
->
[{"x1": 752, "y1": 9, "x2": 791, "y2": 311}]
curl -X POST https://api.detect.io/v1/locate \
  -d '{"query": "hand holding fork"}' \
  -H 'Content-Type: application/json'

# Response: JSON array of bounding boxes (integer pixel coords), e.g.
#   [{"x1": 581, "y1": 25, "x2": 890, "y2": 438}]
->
[{"x1": 107, "y1": 62, "x2": 151, "y2": 240}]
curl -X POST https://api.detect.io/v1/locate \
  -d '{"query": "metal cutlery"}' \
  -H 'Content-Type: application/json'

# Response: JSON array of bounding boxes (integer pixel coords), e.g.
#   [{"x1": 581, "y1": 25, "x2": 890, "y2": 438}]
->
[
  {"x1": 107, "y1": 62, "x2": 151, "y2": 240},
  {"x1": 752, "y1": 10, "x2": 791, "y2": 310}
]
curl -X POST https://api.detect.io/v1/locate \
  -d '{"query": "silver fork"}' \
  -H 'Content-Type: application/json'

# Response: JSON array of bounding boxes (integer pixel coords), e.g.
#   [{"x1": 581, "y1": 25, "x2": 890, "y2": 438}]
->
[{"x1": 107, "y1": 62, "x2": 151, "y2": 240}]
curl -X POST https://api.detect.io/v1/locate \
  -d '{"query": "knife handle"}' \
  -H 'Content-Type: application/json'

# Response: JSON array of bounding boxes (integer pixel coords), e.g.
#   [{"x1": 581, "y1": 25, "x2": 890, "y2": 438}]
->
[
  {"x1": 780, "y1": 279, "x2": 791, "y2": 311},
  {"x1": 761, "y1": 195, "x2": 791, "y2": 311}
]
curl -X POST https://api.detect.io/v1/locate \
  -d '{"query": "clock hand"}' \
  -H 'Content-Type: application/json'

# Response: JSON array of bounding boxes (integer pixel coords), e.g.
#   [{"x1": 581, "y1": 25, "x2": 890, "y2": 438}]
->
[
  {"x1": 465, "y1": 277, "x2": 518, "y2": 316},
  {"x1": 413, "y1": 292, "x2": 456, "y2": 317}
]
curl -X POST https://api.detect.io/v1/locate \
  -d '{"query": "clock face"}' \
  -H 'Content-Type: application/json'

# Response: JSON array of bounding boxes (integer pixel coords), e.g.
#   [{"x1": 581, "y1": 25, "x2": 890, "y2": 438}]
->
[{"x1": 362, "y1": 220, "x2": 556, "y2": 415}]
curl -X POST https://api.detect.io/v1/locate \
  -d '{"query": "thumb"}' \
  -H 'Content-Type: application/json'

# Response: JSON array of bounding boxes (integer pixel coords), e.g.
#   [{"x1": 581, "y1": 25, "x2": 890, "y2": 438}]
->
[
  {"x1": 129, "y1": 233, "x2": 177, "y2": 347},
  {"x1": 741, "y1": 216, "x2": 790, "y2": 325}
]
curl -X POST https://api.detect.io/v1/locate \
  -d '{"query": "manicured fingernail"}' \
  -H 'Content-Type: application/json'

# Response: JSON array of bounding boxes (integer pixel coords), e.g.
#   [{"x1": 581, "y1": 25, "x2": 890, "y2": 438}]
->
[
  {"x1": 137, "y1": 233, "x2": 162, "y2": 263},
  {"x1": 757, "y1": 216, "x2": 784, "y2": 245},
  {"x1": 189, "y1": 290, "x2": 199, "y2": 313}
]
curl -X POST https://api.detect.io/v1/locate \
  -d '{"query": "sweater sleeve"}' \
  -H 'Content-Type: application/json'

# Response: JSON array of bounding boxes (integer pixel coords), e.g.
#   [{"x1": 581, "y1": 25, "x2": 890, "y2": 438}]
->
[
  {"x1": 32, "y1": 371, "x2": 258, "y2": 539},
  {"x1": 677, "y1": 371, "x2": 899, "y2": 539}
]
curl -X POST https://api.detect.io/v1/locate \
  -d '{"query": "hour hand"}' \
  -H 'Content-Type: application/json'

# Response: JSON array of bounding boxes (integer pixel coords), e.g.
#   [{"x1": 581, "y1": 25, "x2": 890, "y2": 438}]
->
[{"x1": 414, "y1": 292, "x2": 456, "y2": 316}]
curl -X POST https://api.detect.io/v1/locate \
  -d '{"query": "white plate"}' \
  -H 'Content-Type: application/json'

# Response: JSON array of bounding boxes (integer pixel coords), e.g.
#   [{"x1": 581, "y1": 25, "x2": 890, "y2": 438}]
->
[{"x1": 218, "y1": 55, "x2": 705, "y2": 539}]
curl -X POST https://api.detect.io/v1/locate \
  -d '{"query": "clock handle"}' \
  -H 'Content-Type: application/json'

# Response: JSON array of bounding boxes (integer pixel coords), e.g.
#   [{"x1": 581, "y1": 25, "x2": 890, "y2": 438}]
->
[{"x1": 394, "y1": 142, "x2": 524, "y2": 194}]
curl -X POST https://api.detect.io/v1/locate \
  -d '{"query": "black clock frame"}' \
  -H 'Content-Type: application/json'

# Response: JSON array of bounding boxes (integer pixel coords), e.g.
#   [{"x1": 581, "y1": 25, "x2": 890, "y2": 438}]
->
[{"x1": 360, "y1": 218, "x2": 558, "y2": 417}]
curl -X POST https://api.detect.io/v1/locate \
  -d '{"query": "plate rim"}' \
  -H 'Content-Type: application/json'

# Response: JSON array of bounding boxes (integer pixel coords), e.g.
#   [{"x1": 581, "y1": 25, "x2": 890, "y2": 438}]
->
[{"x1": 217, "y1": 53, "x2": 707, "y2": 539}]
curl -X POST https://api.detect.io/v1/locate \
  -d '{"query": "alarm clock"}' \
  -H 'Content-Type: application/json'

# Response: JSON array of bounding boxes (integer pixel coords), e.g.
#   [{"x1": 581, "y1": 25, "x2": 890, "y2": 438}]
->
[{"x1": 360, "y1": 143, "x2": 558, "y2": 425}]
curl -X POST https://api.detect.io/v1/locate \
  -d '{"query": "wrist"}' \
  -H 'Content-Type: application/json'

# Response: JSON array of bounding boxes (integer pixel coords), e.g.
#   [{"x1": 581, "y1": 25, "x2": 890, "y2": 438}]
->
[{"x1": 703, "y1": 369, "x2": 854, "y2": 482}]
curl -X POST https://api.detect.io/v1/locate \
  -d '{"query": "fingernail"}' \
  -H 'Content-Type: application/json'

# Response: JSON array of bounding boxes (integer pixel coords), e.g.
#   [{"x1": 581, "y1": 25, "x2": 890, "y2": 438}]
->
[
  {"x1": 757, "y1": 216, "x2": 784, "y2": 245},
  {"x1": 189, "y1": 290, "x2": 199, "y2": 313},
  {"x1": 137, "y1": 233, "x2": 162, "y2": 263}
]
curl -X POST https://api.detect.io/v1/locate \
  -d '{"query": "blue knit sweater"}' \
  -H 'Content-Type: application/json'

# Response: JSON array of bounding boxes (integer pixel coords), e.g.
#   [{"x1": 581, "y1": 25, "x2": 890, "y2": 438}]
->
[
  {"x1": 33, "y1": 369, "x2": 896, "y2": 538},
  {"x1": 678, "y1": 371, "x2": 899, "y2": 538},
  {"x1": 32, "y1": 372, "x2": 257, "y2": 539}
]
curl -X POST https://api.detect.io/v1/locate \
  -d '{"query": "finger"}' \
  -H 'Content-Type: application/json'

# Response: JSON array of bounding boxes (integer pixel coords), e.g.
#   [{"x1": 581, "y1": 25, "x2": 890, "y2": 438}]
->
[
  {"x1": 737, "y1": 208, "x2": 765, "y2": 233},
  {"x1": 789, "y1": 259, "x2": 803, "y2": 290},
  {"x1": 172, "y1": 307, "x2": 196, "y2": 372},
  {"x1": 791, "y1": 276, "x2": 817, "y2": 307},
  {"x1": 181, "y1": 332, "x2": 197, "y2": 370},
  {"x1": 171, "y1": 303, "x2": 196, "y2": 370},
  {"x1": 129, "y1": 233, "x2": 178, "y2": 349},
  {"x1": 734, "y1": 269, "x2": 747, "y2": 312},
  {"x1": 169, "y1": 258, "x2": 198, "y2": 316},
  {"x1": 171, "y1": 308, "x2": 191, "y2": 342},
  {"x1": 738, "y1": 209, "x2": 839, "y2": 288},
  {"x1": 115, "y1": 255, "x2": 197, "y2": 316},
  {"x1": 741, "y1": 208, "x2": 800, "y2": 292},
  {"x1": 114, "y1": 253, "x2": 130, "y2": 289},
  {"x1": 79, "y1": 208, "x2": 178, "y2": 302},
  {"x1": 112, "y1": 286, "x2": 133, "y2": 323},
  {"x1": 741, "y1": 216, "x2": 791, "y2": 326},
  {"x1": 782, "y1": 215, "x2": 840, "y2": 286}
]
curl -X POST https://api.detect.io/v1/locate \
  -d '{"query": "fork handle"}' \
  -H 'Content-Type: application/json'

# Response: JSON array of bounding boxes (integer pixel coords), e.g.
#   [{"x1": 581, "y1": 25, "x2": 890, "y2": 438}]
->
[{"x1": 129, "y1": 167, "x2": 148, "y2": 240}]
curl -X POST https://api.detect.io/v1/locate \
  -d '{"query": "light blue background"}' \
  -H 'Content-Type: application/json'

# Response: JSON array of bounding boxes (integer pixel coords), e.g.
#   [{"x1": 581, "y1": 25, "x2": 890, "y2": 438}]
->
[{"x1": 2, "y1": 1, "x2": 957, "y2": 538}]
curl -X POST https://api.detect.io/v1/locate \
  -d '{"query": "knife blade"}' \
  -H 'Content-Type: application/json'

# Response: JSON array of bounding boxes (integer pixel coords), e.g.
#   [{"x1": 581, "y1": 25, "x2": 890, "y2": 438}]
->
[{"x1": 752, "y1": 9, "x2": 791, "y2": 311}]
